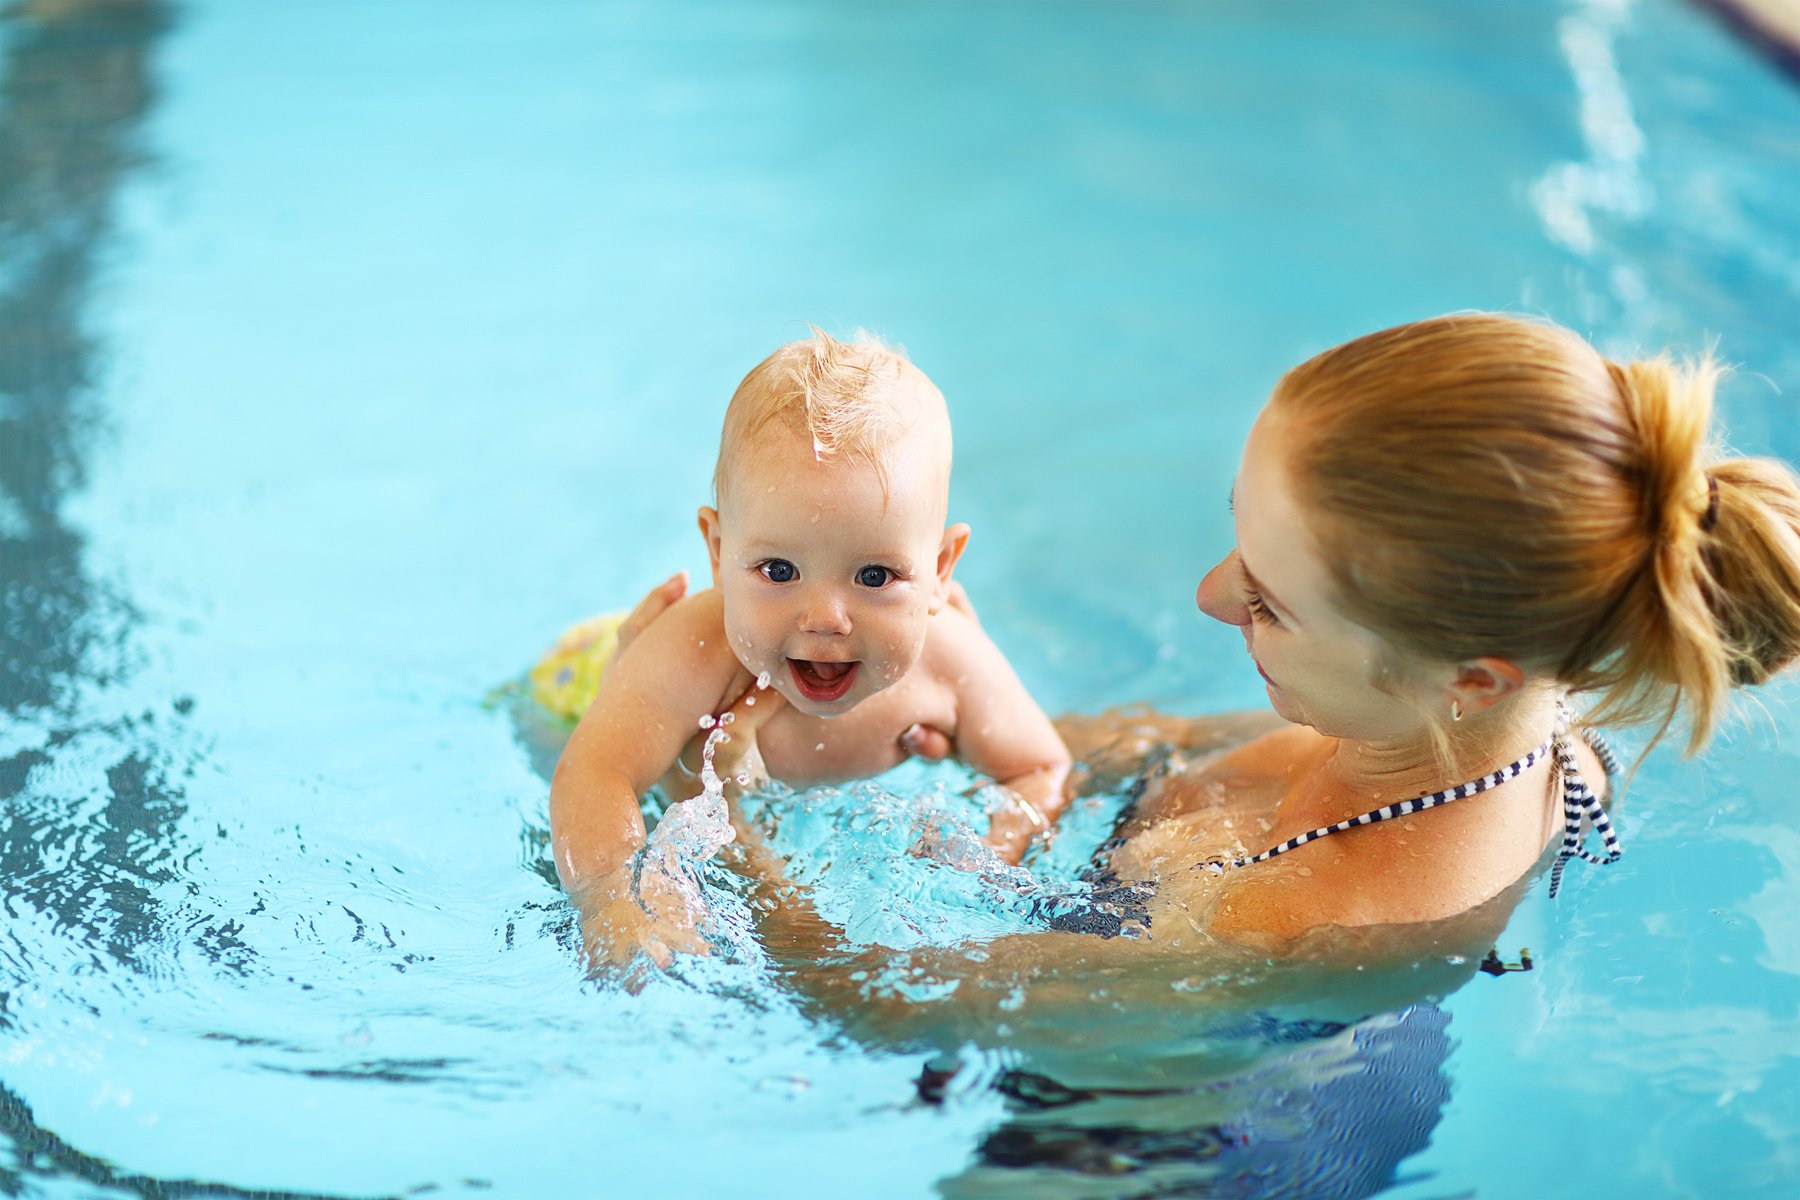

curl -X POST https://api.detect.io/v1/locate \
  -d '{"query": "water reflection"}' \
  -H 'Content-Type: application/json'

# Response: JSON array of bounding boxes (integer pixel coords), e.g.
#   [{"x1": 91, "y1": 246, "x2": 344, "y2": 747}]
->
[
  {"x1": 0, "y1": 1, "x2": 226, "y2": 1190},
  {"x1": 0, "y1": 0, "x2": 189, "y2": 959},
  {"x1": 0, "y1": 0, "x2": 168, "y2": 707},
  {"x1": 928, "y1": 1008, "x2": 1452, "y2": 1199}
]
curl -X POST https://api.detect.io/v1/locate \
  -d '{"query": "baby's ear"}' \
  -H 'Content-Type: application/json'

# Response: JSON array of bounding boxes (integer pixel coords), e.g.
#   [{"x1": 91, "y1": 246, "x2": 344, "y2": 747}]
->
[
  {"x1": 696, "y1": 506, "x2": 724, "y2": 587},
  {"x1": 929, "y1": 522, "x2": 971, "y2": 614}
]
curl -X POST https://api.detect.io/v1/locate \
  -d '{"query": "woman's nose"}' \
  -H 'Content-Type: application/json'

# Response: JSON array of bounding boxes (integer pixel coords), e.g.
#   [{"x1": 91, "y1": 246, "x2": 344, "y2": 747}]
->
[{"x1": 1196, "y1": 552, "x2": 1250, "y2": 627}]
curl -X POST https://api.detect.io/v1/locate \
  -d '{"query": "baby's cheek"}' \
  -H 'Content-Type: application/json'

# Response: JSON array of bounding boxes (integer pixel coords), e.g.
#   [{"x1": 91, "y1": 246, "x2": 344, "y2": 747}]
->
[
  {"x1": 870, "y1": 628, "x2": 927, "y2": 686},
  {"x1": 725, "y1": 622, "x2": 771, "y2": 674},
  {"x1": 871, "y1": 655, "x2": 906, "y2": 687}
]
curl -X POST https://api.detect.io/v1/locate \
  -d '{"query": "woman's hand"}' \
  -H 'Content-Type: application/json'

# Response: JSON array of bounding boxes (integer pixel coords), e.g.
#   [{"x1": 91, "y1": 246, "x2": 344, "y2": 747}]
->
[
  {"x1": 614, "y1": 570, "x2": 689, "y2": 659},
  {"x1": 899, "y1": 581, "x2": 979, "y2": 762}
]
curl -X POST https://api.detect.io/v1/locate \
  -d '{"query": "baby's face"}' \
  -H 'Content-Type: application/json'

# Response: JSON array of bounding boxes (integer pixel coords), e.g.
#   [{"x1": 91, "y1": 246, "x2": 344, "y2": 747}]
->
[{"x1": 703, "y1": 429, "x2": 957, "y2": 718}]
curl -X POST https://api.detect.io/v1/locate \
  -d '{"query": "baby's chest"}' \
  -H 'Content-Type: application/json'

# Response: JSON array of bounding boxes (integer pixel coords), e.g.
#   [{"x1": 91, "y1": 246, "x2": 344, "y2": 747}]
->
[{"x1": 758, "y1": 679, "x2": 957, "y2": 786}]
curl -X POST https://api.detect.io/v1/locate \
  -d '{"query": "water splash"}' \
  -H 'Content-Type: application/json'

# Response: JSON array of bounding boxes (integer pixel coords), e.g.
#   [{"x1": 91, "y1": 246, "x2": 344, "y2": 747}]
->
[{"x1": 630, "y1": 676, "x2": 773, "y2": 921}]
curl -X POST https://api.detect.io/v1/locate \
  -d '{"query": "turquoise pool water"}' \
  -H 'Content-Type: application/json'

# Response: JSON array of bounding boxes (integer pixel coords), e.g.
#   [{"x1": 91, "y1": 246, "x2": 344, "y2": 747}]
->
[{"x1": 3, "y1": 0, "x2": 1798, "y2": 1196}]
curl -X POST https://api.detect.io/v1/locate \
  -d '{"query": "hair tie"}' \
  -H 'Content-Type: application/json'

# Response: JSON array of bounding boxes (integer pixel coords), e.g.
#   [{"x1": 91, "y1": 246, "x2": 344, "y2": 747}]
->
[{"x1": 1700, "y1": 473, "x2": 1721, "y2": 533}]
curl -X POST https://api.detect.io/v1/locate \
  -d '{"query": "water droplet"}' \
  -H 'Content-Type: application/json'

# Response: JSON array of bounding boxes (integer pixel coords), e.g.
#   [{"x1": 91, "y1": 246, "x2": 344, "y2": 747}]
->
[
  {"x1": 815, "y1": 742, "x2": 825, "y2": 751},
  {"x1": 697, "y1": 714, "x2": 716, "y2": 730},
  {"x1": 744, "y1": 695, "x2": 755, "y2": 706},
  {"x1": 735, "y1": 773, "x2": 749, "y2": 786},
  {"x1": 720, "y1": 712, "x2": 735, "y2": 725},
  {"x1": 756, "y1": 670, "x2": 771, "y2": 689}
]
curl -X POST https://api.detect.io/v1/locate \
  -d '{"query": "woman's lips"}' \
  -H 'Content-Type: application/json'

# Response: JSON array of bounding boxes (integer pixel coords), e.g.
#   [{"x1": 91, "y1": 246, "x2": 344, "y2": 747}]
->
[{"x1": 789, "y1": 658, "x2": 859, "y2": 702}]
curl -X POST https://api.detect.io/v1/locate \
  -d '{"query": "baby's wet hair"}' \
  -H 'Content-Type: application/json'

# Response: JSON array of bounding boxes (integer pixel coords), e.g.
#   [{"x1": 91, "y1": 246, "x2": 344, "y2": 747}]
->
[{"x1": 712, "y1": 328, "x2": 950, "y2": 507}]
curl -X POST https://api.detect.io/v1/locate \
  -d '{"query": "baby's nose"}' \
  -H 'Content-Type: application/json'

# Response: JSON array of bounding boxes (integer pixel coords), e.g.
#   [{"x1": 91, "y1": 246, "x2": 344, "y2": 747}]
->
[{"x1": 799, "y1": 589, "x2": 852, "y2": 635}]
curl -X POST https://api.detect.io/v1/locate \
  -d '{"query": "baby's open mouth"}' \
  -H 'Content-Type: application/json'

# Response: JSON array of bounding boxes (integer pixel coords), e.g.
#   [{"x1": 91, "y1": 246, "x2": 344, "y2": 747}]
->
[{"x1": 788, "y1": 658, "x2": 859, "y2": 703}]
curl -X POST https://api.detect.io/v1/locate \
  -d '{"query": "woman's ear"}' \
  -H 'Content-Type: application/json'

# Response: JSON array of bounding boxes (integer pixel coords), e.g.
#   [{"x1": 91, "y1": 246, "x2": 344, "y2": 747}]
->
[
  {"x1": 929, "y1": 522, "x2": 971, "y2": 614},
  {"x1": 1446, "y1": 657, "x2": 1526, "y2": 719},
  {"x1": 696, "y1": 506, "x2": 724, "y2": 588}
]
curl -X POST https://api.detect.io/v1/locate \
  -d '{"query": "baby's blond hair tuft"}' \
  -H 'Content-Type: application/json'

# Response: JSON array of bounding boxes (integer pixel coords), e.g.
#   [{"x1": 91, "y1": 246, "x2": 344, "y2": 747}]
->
[{"x1": 712, "y1": 328, "x2": 947, "y2": 505}]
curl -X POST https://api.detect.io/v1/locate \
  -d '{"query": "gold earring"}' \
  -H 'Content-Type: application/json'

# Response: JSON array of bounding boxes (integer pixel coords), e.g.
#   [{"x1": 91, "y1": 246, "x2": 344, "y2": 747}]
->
[{"x1": 1451, "y1": 700, "x2": 1464, "y2": 722}]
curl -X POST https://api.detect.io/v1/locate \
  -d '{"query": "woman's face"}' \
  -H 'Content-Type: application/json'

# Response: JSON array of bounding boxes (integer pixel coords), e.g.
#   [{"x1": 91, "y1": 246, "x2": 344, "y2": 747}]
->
[{"x1": 1195, "y1": 408, "x2": 1434, "y2": 741}]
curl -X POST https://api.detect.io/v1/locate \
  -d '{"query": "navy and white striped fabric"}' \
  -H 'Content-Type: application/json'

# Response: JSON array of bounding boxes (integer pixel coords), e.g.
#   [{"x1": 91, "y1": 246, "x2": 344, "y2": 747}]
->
[
  {"x1": 1547, "y1": 721, "x2": 1624, "y2": 897},
  {"x1": 1219, "y1": 702, "x2": 1623, "y2": 898}
]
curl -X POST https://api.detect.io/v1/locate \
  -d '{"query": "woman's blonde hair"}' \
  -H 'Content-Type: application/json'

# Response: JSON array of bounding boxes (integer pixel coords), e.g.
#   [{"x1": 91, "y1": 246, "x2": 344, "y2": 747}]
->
[
  {"x1": 712, "y1": 328, "x2": 947, "y2": 507},
  {"x1": 1272, "y1": 312, "x2": 1800, "y2": 754}
]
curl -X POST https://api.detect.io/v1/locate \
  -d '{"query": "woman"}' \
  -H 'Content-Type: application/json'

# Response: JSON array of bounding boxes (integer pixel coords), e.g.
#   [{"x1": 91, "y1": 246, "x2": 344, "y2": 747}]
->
[
  {"x1": 595, "y1": 312, "x2": 1800, "y2": 984},
  {"x1": 566, "y1": 312, "x2": 1800, "y2": 1195}
]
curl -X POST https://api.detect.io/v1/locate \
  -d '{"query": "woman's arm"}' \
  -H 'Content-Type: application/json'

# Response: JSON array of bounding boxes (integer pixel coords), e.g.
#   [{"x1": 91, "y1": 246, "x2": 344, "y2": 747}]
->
[{"x1": 733, "y1": 829, "x2": 1489, "y2": 1055}]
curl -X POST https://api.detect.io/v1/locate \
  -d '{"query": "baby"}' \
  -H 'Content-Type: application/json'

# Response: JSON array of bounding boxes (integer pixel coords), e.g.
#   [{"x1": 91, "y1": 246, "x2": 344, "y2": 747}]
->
[{"x1": 548, "y1": 330, "x2": 1071, "y2": 960}]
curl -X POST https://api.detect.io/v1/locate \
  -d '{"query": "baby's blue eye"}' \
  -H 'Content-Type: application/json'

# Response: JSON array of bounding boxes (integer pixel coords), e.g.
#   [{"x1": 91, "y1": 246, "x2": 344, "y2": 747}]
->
[
  {"x1": 760, "y1": 560, "x2": 797, "y2": 583},
  {"x1": 857, "y1": 565, "x2": 892, "y2": 588}
]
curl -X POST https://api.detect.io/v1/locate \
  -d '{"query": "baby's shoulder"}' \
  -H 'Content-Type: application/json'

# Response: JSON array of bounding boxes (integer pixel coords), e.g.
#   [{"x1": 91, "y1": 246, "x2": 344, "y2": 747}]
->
[
  {"x1": 625, "y1": 587, "x2": 737, "y2": 679},
  {"x1": 916, "y1": 601, "x2": 999, "y2": 671},
  {"x1": 909, "y1": 603, "x2": 1014, "y2": 704},
  {"x1": 664, "y1": 586, "x2": 723, "y2": 625}
]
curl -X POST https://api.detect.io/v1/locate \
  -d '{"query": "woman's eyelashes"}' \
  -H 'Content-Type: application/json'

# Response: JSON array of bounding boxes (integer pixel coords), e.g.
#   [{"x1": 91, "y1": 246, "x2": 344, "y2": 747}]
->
[{"x1": 1245, "y1": 589, "x2": 1281, "y2": 626}]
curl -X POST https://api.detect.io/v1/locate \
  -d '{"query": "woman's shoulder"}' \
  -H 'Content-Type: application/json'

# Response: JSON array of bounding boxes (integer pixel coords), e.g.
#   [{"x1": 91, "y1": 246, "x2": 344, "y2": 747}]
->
[
  {"x1": 1117, "y1": 721, "x2": 1323, "y2": 834},
  {"x1": 1201, "y1": 742, "x2": 1572, "y2": 940},
  {"x1": 1179, "y1": 722, "x2": 1328, "y2": 795},
  {"x1": 1212, "y1": 721, "x2": 1324, "y2": 768}
]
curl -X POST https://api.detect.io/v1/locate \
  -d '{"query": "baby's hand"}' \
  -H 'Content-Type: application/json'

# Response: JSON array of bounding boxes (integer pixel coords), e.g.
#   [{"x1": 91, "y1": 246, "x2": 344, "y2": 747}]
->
[
  {"x1": 981, "y1": 789, "x2": 1053, "y2": 865},
  {"x1": 577, "y1": 678, "x2": 788, "y2": 975},
  {"x1": 575, "y1": 860, "x2": 711, "y2": 973}
]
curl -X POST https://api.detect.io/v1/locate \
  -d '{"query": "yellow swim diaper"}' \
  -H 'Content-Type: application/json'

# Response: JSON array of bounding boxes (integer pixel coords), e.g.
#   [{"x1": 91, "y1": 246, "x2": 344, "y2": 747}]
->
[{"x1": 529, "y1": 610, "x2": 627, "y2": 723}]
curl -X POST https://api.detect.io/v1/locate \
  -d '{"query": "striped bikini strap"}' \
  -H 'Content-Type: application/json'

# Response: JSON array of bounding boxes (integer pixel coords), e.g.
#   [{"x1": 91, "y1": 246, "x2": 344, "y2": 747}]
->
[
  {"x1": 1546, "y1": 719, "x2": 1624, "y2": 898},
  {"x1": 1219, "y1": 734, "x2": 1555, "y2": 872}
]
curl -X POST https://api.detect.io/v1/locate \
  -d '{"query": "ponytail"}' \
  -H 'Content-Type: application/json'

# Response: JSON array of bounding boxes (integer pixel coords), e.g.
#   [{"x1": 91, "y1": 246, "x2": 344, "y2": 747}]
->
[{"x1": 1274, "y1": 314, "x2": 1800, "y2": 756}]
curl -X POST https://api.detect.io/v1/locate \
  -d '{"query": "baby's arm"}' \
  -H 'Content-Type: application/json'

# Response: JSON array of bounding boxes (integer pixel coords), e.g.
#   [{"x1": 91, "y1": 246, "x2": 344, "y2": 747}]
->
[
  {"x1": 549, "y1": 592, "x2": 745, "y2": 960},
  {"x1": 926, "y1": 606, "x2": 1072, "y2": 864}
]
